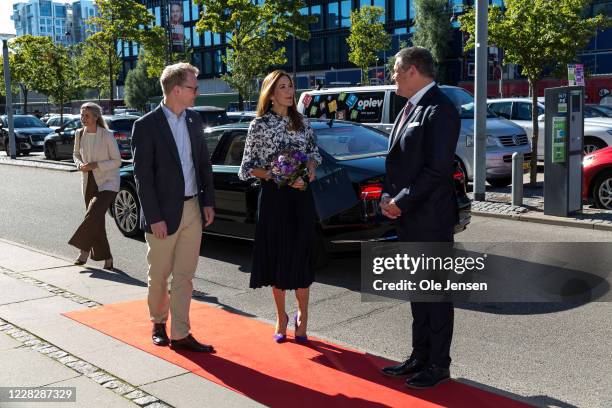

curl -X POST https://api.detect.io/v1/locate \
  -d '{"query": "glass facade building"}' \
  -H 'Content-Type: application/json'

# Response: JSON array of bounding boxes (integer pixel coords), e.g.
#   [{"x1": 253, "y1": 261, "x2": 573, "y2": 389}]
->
[{"x1": 125, "y1": 1, "x2": 612, "y2": 92}]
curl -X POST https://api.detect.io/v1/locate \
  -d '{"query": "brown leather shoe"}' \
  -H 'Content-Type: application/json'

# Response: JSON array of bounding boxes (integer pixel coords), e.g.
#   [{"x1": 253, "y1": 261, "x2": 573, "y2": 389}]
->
[
  {"x1": 169, "y1": 334, "x2": 214, "y2": 353},
  {"x1": 152, "y1": 323, "x2": 169, "y2": 346}
]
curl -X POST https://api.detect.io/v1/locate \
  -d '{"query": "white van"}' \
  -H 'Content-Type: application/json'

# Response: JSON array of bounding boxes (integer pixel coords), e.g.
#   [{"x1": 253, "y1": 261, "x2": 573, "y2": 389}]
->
[{"x1": 297, "y1": 85, "x2": 531, "y2": 187}]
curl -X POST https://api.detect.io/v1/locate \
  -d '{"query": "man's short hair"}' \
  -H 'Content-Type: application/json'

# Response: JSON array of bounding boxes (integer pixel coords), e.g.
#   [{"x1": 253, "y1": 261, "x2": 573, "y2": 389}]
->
[
  {"x1": 395, "y1": 46, "x2": 436, "y2": 79},
  {"x1": 160, "y1": 62, "x2": 199, "y2": 96}
]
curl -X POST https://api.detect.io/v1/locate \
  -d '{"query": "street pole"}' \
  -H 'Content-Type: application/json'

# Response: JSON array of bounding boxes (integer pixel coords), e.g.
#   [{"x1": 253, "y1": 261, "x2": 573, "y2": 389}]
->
[
  {"x1": 473, "y1": 0, "x2": 488, "y2": 201},
  {"x1": 2, "y1": 37, "x2": 16, "y2": 159}
]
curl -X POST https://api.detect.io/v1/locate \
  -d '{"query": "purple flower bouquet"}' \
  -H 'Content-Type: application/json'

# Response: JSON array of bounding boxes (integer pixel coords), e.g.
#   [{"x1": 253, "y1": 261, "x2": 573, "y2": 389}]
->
[{"x1": 270, "y1": 150, "x2": 310, "y2": 190}]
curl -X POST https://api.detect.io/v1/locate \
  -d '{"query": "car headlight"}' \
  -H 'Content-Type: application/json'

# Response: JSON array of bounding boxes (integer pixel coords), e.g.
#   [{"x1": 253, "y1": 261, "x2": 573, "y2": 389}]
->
[
  {"x1": 582, "y1": 156, "x2": 595, "y2": 166},
  {"x1": 466, "y1": 135, "x2": 498, "y2": 147}
]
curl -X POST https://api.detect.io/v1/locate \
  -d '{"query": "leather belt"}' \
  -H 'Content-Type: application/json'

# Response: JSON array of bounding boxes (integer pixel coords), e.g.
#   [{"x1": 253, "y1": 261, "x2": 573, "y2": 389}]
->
[{"x1": 184, "y1": 194, "x2": 197, "y2": 201}]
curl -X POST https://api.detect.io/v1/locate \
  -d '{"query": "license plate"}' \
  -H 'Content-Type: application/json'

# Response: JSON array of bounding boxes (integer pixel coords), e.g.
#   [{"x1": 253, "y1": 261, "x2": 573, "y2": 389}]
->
[
  {"x1": 34, "y1": 141, "x2": 43, "y2": 146},
  {"x1": 522, "y1": 162, "x2": 530, "y2": 170}
]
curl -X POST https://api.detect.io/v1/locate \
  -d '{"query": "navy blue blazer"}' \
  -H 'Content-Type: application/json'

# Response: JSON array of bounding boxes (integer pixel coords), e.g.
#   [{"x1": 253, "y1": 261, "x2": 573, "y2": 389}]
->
[
  {"x1": 131, "y1": 105, "x2": 215, "y2": 235},
  {"x1": 383, "y1": 85, "x2": 460, "y2": 242}
]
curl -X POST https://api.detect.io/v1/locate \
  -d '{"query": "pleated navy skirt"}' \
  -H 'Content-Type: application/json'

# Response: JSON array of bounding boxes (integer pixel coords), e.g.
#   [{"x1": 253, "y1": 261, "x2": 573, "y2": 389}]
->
[{"x1": 249, "y1": 180, "x2": 317, "y2": 290}]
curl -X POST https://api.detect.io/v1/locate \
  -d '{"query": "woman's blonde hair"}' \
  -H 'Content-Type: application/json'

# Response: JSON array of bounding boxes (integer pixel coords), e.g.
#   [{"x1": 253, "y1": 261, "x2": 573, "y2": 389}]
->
[
  {"x1": 256, "y1": 70, "x2": 303, "y2": 132},
  {"x1": 80, "y1": 102, "x2": 108, "y2": 129}
]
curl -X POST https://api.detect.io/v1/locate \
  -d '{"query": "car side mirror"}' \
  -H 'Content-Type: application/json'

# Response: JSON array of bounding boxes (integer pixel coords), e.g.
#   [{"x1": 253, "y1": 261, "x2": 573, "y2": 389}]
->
[{"x1": 538, "y1": 114, "x2": 545, "y2": 122}]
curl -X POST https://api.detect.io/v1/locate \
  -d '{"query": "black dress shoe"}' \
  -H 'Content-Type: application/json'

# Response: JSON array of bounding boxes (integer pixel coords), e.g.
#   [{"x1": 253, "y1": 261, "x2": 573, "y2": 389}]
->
[
  {"x1": 152, "y1": 323, "x2": 169, "y2": 346},
  {"x1": 381, "y1": 356, "x2": 427, "y2": 378},
  {"x1": 405, "y1": 365, "x2": 450, "y2": 389},
  {"x1": 169, "y1": 334, "x2": 215, "y2": 353}
]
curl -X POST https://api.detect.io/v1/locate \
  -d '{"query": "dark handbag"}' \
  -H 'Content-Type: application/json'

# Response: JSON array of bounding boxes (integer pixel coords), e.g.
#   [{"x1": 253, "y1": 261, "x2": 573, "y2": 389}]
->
[{"x1": 310, "y1": 167, "x2": 359, "y2": 220}]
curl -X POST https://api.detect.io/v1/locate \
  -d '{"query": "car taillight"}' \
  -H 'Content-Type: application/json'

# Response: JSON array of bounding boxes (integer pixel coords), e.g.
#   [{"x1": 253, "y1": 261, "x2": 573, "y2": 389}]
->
[
  {"x1": 360, "y1": 183, "x2": 383, "y2": 201},
  {"x1": 114, "y1": 132, "x2": 129, "y2": 141},
  {"x1": 453, "y1": 170, "x2": 464, "y2": 181}
]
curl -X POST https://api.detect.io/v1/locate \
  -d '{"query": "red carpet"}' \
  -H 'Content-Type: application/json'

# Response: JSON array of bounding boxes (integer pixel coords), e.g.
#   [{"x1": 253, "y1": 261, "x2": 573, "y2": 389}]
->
[{"x1": 64, "y1": 300, "x2": 530, "y2": 407}]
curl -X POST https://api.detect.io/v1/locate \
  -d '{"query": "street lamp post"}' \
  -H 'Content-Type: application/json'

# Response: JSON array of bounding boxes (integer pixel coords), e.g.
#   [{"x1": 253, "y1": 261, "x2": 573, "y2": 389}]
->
[
  {"x1": 1, "y1": 33, "x2": 16, "y2": 159},
  {"x1": 473, "y1": 0, "x2": 488, "y2": 201}
]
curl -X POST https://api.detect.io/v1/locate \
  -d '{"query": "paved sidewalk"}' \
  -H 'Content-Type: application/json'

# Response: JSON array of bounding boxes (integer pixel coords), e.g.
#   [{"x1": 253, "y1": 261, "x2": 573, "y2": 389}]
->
[{"x1": 0, "y1": 238, "x2": 263, "y2": 408}]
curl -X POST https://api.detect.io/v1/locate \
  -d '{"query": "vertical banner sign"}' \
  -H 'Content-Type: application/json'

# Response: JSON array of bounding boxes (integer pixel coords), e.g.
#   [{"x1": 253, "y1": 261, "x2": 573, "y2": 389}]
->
[
  {"x1": 574, "y1": 64, "x2": 585, "y2": 86},
  {"x1": 568, "y1": 64, "x2": 576, "y2": 86},
  {"x1": 552, "y1": 116, "x2": 567, "y2": 164},
  {"x1": 169, "y1": 1, "x2": 184, "y2": 52}
]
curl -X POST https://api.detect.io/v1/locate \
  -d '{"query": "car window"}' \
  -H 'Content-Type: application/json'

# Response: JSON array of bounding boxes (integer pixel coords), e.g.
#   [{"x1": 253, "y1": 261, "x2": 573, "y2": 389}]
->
[
  {"x1": 197, "y1": 111, "x2": 230, "y2": 127},
  {"x1": 439, "y1": 88, "x2": 497, "y2": 119},
  {"x1": 390, "y1": 92, "x2": 408, "y2": 122},
  {"x1": 223, "y1": 133, "x2": 246, "y2": 165},
  {"x1": 205, "y1": 129, "x2": 226, "y2": 163},
  {"x1": 13, "y1": 116, "x2": 47, "y2": 128},
  {"x1": 301, "y1": 91, "x2": 385, "y2": 123},
  {"x1": 489, "y1": 102, "x2": 512, "y2": 119},
  {"x1": 514, "y1": 102, "x2": 533, "y2": 120},
  {"x1": 314, "y1": 125, "x2": 388, "y2": 159},
  {"x1": 47, "y1": 117, "x2": 58, "y2": 127},
  {"x1": 108, "y1": 119, "x2": 136, "y2": 131},
  {"x1": 66, "y1": 119, "x2": 80, "y2": 130}
]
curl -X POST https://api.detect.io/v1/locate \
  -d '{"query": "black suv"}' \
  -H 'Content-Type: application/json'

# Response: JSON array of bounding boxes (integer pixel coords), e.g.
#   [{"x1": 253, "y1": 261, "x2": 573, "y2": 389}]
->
[{"x1": 0, "y1": 115, "x2": 52, "y2": 156}]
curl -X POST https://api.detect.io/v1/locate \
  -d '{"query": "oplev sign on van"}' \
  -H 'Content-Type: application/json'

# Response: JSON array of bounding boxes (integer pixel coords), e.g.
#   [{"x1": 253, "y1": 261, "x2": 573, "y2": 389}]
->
[{"x1": 301, "y1": 92, "x2": 385, "y2": 123}]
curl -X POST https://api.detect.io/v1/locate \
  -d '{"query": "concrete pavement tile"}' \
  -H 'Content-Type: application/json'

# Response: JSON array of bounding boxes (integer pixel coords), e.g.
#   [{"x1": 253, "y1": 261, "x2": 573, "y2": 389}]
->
[
  {"x1": 140, "y1": 372, "x2": 265, "y2": 408},
  {"x1": 0, "y1": 296, "x2": 88, "y2": 327},
  {"x1": 0, "y1": 348, "x2": 78, "y2": 387},
  {"x1": 0, "y1": 274, "x2": 55, "y2": 305},
  {"x1": 0, "y1": 331, "x2": 21, "y2": 351},
  {"x1": 20, "y1": 266, "x2": 148, "y2": 304},
  {"x1": 0, "y1": 375, "x2": 139, "y2": 408},
  {"x1": 0, "y1": 240, "x2": 71, "y2": 272},
  {"x1": 81, "y1": 342, "x2": 188, "y2": 386}
]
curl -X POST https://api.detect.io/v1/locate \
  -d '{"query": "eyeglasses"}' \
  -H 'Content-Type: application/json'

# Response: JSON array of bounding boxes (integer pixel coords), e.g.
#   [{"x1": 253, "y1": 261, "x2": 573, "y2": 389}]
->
[{"x1": 180, "y1": 85, "x2": 199, "y2": 93}]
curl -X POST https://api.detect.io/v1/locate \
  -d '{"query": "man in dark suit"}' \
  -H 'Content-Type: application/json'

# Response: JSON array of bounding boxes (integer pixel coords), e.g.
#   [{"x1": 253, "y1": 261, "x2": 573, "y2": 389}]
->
[
  {"x1": 131, "y1": 62, "x2": 215, "y2": 352},
  {"x1": 380, "y1": 47, "x2": 460, "y2": 389}
]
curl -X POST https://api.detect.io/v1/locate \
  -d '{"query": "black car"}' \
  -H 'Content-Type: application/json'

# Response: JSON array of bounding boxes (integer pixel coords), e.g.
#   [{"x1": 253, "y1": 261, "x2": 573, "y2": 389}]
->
[
  {"x1": 44, "y1": 115, "x2": 139, "y2": 161},
  {"x1": 0, "y1": 115, "x2": 52, "y2": 155},
  {"x1": 110, "y1": 120, "x2": 471, "y2": 265},
  {"x1": 192, "y1": 106, "x2": 230, "y2": 128}
]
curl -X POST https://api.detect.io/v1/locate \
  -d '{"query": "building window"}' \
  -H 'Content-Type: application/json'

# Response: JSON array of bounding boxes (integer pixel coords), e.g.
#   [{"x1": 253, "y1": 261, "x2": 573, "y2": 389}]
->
[
  {"x1": 192, "y1": 52, "x2": 202, "y2": 71},
  {"x1": 204, "y1": 31, "x2": 211, "y2": 46},
  {"x1": 192, "y1": 1, "x2": 200, "y2": 21},
  {"x1": 298, "y1": 40, "x2": 310, "y2": 66},
  {"x1": 213, "y1": 32, "x2": 221, "y2": 45},
  {"x1": 184, "y1": 26, "x2": 191, "y2": 47},
  {"x1": 310, "y1": 5, "x2": 322, "y2": 31},
  {"x1": 40, "y1": 1, "x2": 52, "y2": 17},
  {"x1": 154, "y1": 7, "x2": 161, "y2": 26},
  {"x1": 311, "y1": 38, "x2": 324, "y2": 64},
  {"x1": 593, "y1": 2, "x2": 612, "y2": 16},
  {"x1": 193, "y1": 30, "x2": 201, "y2": 47},
  {"x1": 214, "y1": 49, "x2": 223, "y2": 74},
  {"x1": 183, "y1": 0, "x2": 190, "y2": 22},
  {"x1": 341, "y1": 0, "x2": 351, "y2": 27},
  {"x1": 327, "y1": 3, "x2": 339, "y2": 29},
  {"x1": 327, "y1": 36, "x2": 339, "y2": 65},
  {"x1": 394, "y1": 0, "x2": 407, "y2": 21},
  {"x1": 204, "y1": 51, "x2": 213, "y2": 74}
]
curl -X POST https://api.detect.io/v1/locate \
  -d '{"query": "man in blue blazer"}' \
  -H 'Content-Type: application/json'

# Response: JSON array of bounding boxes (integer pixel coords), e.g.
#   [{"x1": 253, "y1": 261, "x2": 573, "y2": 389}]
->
[
  {"x1": 132, "y1": 63, "x2": 215, "y2": 352},
  {"x1": 380, "y1": 47, "x2": 460, "y2": 388}
]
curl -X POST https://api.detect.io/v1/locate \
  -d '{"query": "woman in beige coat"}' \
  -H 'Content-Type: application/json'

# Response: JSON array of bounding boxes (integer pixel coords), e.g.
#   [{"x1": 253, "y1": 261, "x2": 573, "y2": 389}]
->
[{"x1": 69, "y1": 102, "x2": 121, "y2": 269}]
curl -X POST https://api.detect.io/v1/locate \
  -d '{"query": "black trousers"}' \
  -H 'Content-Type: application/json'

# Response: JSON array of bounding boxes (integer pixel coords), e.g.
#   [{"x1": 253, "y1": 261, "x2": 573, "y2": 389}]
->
[{"x1": 397, "y1": 220, "x2": 455, "y2": 369}]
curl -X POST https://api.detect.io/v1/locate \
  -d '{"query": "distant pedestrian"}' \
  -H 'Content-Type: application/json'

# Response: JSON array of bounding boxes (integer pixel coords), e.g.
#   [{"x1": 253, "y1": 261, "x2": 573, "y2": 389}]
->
[
  {"x1": 69, "y1": 102, "x2": 121, "y2": 270},
  {"x1": 238, "y1": 69, "x2": 321, "y2": 344}
]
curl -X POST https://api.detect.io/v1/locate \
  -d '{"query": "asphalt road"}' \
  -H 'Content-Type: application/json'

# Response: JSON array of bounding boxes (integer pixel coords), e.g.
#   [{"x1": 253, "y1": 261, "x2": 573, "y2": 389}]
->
[{"x1": 1, "y1": 164, "x2": 611, "y2": 408}]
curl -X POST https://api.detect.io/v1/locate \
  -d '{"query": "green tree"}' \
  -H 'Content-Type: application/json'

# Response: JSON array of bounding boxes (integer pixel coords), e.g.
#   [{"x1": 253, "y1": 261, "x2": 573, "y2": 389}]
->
[
  {"x1": 459, "y1": 0, "x2": 611, "y2": 185},
  {"x1": 87, "y1": 0, "x2": 156, "y2": 113},
  {"x1": 386, "y1": 40, "x2": 408, "y2": 83},
  {"x1": 195, "y1": 0, "x2": 314, "y2": 110},
  {"x1": 75, "y1": 40, "x2": 115, "y2": 101},
  {"x1": 37, "y1": 43, "x2": 82, "y2": 122},
  {"x1": 412, "y1": 0, "x2": 453, "y2": 83},
  {"x1": 124, "y1": 53, "x2": 161, "y2": 112},
  {"x1": 141, "y1": 25, "x2": 192, "y2": 79},
  {"x1": 347, "y1": 6, "x2": 391, "y2": 85},
  {"x1": 2, "y1": 35, "x2": 57, "y2": 114}
]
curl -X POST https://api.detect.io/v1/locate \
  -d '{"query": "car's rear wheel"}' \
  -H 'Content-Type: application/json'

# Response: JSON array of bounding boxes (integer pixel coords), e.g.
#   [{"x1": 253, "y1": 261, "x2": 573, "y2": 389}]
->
[
  {"x1": 593, "y1": 170, "x2": 612, "y2": 210},
  {"x1": 113, "y1": 184, "x2": 141, "y2": 237},
  {"x1": 584, "y1": 137, "x2": 607, "y2": 155},
  {"x1": 487, "y1": 177, "x2": 511, "y2": 188},
  {"x1": 44, "y1": 142, "x2": 58, "y2": 160}
]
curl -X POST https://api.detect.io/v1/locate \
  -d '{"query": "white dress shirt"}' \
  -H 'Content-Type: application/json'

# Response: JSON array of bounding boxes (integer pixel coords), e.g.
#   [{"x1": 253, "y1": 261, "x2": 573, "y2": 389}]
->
[{"x1": 160, "y1": 102, "x2": 198, "y2": 197}]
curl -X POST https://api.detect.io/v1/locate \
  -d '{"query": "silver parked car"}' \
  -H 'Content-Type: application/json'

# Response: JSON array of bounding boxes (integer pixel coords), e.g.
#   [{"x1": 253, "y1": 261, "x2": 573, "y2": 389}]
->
[{"x1": 298, "y1": 85, "x2": 531, "y2": 187}]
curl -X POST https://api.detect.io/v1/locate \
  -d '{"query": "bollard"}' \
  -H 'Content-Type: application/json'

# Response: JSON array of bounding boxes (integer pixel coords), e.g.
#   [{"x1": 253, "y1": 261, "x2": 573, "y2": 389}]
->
[{"x1": 512, "y1": 152, "x2": 524, "y2": 206}]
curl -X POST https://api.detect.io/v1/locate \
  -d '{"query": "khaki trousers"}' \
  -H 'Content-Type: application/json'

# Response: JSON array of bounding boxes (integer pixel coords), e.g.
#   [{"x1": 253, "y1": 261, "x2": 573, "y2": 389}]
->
[{"x1": 145, "y1": 197, "x2": 202, "y2": 340}]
